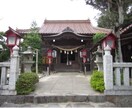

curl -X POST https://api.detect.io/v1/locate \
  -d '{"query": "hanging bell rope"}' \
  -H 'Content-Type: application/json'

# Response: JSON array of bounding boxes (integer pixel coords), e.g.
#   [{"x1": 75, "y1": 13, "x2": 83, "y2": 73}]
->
[{"x1": 52, "y1": 45, "x2": 84, "y2": 51}]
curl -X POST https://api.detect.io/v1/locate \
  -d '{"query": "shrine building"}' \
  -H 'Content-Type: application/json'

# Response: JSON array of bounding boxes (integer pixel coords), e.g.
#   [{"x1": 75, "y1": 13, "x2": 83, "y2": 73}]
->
[{"x1": 17, "y1": 19, "x2": 111, "y2": 72}]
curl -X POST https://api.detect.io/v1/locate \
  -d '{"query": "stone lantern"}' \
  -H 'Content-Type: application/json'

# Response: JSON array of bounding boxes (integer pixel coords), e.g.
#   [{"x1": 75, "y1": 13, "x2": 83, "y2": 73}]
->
[
  {"x1": 94, "y1": 46, "x2": 103, "y2": 71},
  {"x1": 22, "y1": 46, "x2": 34, "y2": 72}
]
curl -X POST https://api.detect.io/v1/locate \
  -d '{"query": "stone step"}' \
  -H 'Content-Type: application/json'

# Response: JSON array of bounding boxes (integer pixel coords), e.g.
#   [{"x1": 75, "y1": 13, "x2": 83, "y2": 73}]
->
[
  {"x1": 1, "y1": 101, "x2": 116, "y2": 107},
  {"x1": 33, "y1": 95, "x2": 106, "y2": 103},
  {"x1": 0, "y1": 95, "x2": 106, "y2": 105},
  {"x1": 56, "y1": 69, "x2": 80, "y2": 72},
  {"x1": 54, "y1": 63, "x2": 80, "y2": 72},
  {"x1": 1, "y1": 95, "x2": 132, "y2": 107}
]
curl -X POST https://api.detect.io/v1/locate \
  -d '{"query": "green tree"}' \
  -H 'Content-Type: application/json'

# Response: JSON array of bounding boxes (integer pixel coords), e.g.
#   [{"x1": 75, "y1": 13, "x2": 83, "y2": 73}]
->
[
  {"x1": 0, "y1": 33, "x2": 10, "y2": 62},
  {"x1": 85, "y1": 0, "x2": 132, "y2": 62},
  {"x1": 21, "y1": 21, "x2": 41, "y2": 50},
  {"x1": 21, "y1": 21, "x2": 42, "y2": 72},
  {"x1": 97, "y1": 12, "x2": 118, "y2": 29}
]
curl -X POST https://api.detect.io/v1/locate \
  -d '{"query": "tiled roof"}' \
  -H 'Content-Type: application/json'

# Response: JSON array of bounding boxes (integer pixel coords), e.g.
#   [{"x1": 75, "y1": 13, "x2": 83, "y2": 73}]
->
[
  {"x1": 16, "y1": 27, "x2": 40, "y2": 34},
  {"x1": 39, "y1": 20, "x2": 111, "y2": 34},
  {"x1": 16, "y1": 28, "x2": 31, "y2": 34},
  {"x1": 5, "y1": 27, "x2": 21, "y2": 37}
]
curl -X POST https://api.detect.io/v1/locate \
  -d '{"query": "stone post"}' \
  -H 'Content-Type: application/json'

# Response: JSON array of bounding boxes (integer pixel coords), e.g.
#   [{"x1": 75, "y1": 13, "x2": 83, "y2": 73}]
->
[
  {"x1": 8, "y1": 45, "x2": 20, "y2": 95},
  {"x1": 103, "y1": 45, "x2": 113, "y2": 93}
]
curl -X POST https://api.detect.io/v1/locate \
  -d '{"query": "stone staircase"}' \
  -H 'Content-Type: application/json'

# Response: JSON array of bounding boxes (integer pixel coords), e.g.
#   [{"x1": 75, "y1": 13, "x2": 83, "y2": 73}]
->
[
  {"x1": 1, "y1": 95, "x2": 132, "y2": 107},
  {"x1": 0, "y1": 95, "x2": 117, "y2": 107},
  {"x1": 0, "y1": 95, "x2": 115, "y2": 106},
  {"x1": 54, "y1": 62, "x2": 80, "y2": 72}
]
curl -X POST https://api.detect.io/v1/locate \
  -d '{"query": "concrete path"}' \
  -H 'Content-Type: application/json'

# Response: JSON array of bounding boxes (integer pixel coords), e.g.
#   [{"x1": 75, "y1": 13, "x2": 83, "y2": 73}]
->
[
  {"x1": 0, "y1": 72, "x2": 117, "y2": 107},
  {"x1": 32, "y1": 72, "x2": 102, "y2": 96}
]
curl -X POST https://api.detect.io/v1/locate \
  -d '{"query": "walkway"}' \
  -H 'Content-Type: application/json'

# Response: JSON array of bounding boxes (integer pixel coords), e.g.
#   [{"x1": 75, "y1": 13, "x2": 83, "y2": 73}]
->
[
  {"x1": 32, "y1": 72, "x2": 102, "y2": 96},
  {"x1": 0, "y1": 72, "x2": 117, "y2": 107}
]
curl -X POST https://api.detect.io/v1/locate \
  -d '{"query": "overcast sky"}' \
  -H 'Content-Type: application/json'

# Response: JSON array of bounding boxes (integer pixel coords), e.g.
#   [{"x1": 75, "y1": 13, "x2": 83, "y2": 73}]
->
[{"x1": 0, "y1": 0, "x2": 100, "y2": 31}]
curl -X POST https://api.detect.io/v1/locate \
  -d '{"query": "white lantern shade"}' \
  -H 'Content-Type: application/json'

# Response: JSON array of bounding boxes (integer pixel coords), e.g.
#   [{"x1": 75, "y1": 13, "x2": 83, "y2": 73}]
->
[
  {"x1": 52, "y1": 50, "x2": 57, "y2": 58},
  {"x1": 0, "y1": 44, "x2": 3, "y2": 50},
  {"x1": 106, "y1": 39, "x2": 113, "y2": 48},
  {"x1": 80, "y1": 51, "x2": 82, "y2": 58},
  {"x1": 16, "y1": 38, "x2": 20, "y2": 46},
  {"x1": 8, "y1": 36, "x2": 16, "y2": 45}
]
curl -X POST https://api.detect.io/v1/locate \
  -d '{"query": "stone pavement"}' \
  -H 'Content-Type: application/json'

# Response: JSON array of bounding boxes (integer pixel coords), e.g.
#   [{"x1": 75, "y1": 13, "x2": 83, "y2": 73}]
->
[
  {"x1": 0, "y1": 72, "x2": 117, "y2": 107},
  {"x1": 32, "y1": 72, "x2": 102, "y2": 96}
]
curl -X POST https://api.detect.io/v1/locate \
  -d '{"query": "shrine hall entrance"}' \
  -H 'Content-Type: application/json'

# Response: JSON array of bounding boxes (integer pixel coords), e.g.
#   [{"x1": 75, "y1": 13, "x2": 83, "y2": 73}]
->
[
  {"x1": 56, "y1": 50, "x2": 80, "y2": 72},
  {"x1": 61, "y1": 51, "x2": 75, "y2": 64}
]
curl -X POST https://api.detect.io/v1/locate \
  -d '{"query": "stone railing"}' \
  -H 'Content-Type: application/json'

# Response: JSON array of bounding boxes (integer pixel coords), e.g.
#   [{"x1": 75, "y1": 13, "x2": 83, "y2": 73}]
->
[
  {"x1": 112, "y1": 63, "x2": 132, "y2": 94},
  {"x1": 0, "y1": 46, "x2": 20, "y2": 95},
  {"x1": 0, "y1": 62, "x2": 10, "y2": 90},
  {"x1": 103, "y1": 45, "x2": 132, "y2": 95}
]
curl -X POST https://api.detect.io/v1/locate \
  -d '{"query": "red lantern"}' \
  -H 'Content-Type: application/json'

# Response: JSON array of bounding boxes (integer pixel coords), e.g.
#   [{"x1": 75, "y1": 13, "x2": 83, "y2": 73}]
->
[
  {"x1": 48, "y1": 58, "x2": 52, "y2": 64},
  {"x1": 83, "y1": 57, "x2": 87, "y2": 63},
  {"x1": 47, "y1": 49, "x2": 52, "y2": 58},
  {"x1": 102, "y1": 33, "x2": 117, "y2": 49},
  {"x1": 82, "y1": 49, "x2": 87, "y2": 57},
  {"x1": 5, "y1": 27, "x2": 21, "y2": 55},
  {"x1": 47, "y1": 49, "x2": 52, "y2": 65}
]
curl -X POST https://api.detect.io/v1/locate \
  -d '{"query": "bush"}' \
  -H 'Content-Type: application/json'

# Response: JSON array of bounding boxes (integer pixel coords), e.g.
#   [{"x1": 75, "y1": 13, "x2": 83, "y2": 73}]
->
[
  {"x1": 90, "y1": 70, "x2": 105, "y2": 92},
  {"x1": 16, "y1": 72, "x2": 39, "y2": 95},
  {"x1": 93, "y1": 33, "x2": 105, "y2": 44}
]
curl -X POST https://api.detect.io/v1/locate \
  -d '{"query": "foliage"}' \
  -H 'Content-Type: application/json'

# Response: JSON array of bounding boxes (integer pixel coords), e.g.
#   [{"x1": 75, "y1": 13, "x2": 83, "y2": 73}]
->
[
  {"x1": 93, "y1": 33, "x2": 105, "y2": 44},
  {"x1": 85, "y1": 0, "x2": 132, "y2": 28},
  {"x1": 21, "y1": 21, "x2": 41, "y2": 51},
  {"x1": 90, "y1": 70, "x2": 105, "y2": 92},
  {"x1": 85, "y1": 0, "x2": 132, "y2": 62},
  {"x1": 0, "y1": 34, "x2": 10, "y2": 62},
  {"x1": 0, "y1": 32, "x2": 4, "y2": 36},
  {"x1": 16, "y1": 72, "x2": 39, "y2": 95},
  {"x1": 20, "y1": 21, "x2": 42, "y2": 71},
  {"x1": 0, "y1": 46, "x2": 10, "y2": 62},
  {"x1": 98, "y1": 10, "x2": 132, "y2": 29},
  {"x1": 97, "y1": 11, "x2": 118, "y2": 29}
]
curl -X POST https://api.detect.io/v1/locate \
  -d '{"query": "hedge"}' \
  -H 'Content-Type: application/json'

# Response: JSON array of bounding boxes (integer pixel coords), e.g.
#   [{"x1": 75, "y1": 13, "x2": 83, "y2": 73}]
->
[
  {"x1": 16, "y1": 72, "x2": 39, "y2": 95},
  {"x1": 90, "y1": 70, "x2": 105, "y2": 92}
]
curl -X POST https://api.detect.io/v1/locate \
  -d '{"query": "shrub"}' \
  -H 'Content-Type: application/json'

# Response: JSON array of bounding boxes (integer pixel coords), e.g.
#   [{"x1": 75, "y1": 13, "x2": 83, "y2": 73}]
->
[
  {"x1": 16, "y1": 72, "x2": 39, "y2": 95},
  {"x1": 93, "y1": 33, "x2": 105, "y2": 44},
  {"x1": 90, "y1": 70, "x2": 105, "y2": 92}
]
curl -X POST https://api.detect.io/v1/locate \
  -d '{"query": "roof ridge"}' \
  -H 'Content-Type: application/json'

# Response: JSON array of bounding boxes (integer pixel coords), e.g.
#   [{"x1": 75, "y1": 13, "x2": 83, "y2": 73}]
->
[
  {"x1": 94, "y1": 26, "x2": 111, "y2": 32},
  {"x1": 44, "y1": 19, "x2": 91, "y2": 24}
]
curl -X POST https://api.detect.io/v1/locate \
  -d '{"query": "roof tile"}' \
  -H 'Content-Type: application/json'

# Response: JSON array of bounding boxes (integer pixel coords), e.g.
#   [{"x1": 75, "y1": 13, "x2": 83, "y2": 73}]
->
[
  {"x1": 17, "y1": 20, "x2": 111, "y2": 34},
  {"x1": 39, "y1": 20, "x2": 111, "y2": 34}
]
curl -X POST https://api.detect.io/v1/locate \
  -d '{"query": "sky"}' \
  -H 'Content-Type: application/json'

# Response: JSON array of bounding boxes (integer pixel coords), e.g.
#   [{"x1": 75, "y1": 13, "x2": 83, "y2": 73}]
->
[{"x1": 0, "y1": 0, "x2": 100, "y2": 32}]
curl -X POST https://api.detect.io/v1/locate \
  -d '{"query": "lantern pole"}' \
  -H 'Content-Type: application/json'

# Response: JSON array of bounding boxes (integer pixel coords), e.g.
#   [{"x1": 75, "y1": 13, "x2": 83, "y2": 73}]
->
[
  {"x1": 49, "y1": 61, "x2": 51, "y2": 75},
  {"x1": 84, "y1": 64, "x2": 86, "y2": 75},
  {"x1": 48, "y1": 58, "x2": 51, "y2": 75},
  {"x1": 47, "y1": 49, "x2": 52, "y2": 75},
  {"x1": 35, "y1": 49, "x2": 38, "y2": 74},
  {"x1": 83, "y1": 57, "x2": 86, "y2": 75},
  {"x1": 9, "y1": 47, "x2": 13, "y2": 56}
]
